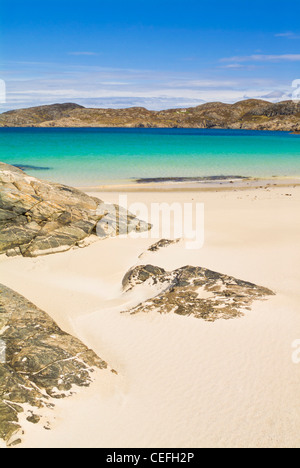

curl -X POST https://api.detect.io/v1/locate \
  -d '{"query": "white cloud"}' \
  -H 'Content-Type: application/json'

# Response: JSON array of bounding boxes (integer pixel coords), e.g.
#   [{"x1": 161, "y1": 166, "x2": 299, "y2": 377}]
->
[
  {"x1": 0, "y1": 80, "x2": 6, "y2": 103},
  {"x1": 260, "y1": 90, "x2": 291, "y2": 100},
  {"x1": 275, "y1": 32, "x2": 300, "y2": 39},
  {"x1": 0, "y1": 60, "x2": 295, "y2": 112},
  {"x1": 221, "y1": 64, "x2": 245, "y2": 69},
  {"x1": 221, "y1": 54, "x2": 300, "y2": 63},
  {"x1": 68, "y1": 52, "x2": 99, "y2": 56},
  {"x1": 167, "y1": 79, "x2": 238, "y2": 88}
]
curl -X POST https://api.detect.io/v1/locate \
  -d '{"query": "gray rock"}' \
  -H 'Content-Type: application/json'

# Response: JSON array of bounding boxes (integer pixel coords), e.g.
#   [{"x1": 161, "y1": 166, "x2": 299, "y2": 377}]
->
[
  {"x1": 0, "y1": 283, "x2": 107, "y2": 445},
  {"x1": 122, "y1": 265, "x2": 275, "y2": 321},
  {"x1": 147, "y1": 239, "x2": 180, "y2": 252},
  {"x1": 0, "y1": 163, "x2": 151, "y2": 257}
]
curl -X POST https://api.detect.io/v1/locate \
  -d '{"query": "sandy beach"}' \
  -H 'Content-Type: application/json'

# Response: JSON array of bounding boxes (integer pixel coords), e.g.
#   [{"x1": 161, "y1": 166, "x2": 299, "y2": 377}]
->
[
  {"x1": 0, "y1": 182, "x2": 299, "y2": 448},
  {"x1": 3, "y1": 0, "x2": 300, "y2": 452}
]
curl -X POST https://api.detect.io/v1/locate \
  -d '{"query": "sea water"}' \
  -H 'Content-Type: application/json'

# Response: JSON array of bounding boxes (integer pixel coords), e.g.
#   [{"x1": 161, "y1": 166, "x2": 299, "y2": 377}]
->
[{"x1": 0, "y1": 128, "x2": 300, "y2": 186}]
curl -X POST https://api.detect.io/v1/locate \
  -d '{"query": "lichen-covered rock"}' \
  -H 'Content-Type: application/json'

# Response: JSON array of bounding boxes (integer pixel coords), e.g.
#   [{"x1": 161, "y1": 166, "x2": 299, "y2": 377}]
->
[
  {"x1": 122, "y1": 265, "x2": 275, "y2": 321},
  {"x1": 0, "y1": 162, "x2": 150, "y2": 257},
  {"x1": 0, "y1": 283, "x2": 107, "y2": 445}
]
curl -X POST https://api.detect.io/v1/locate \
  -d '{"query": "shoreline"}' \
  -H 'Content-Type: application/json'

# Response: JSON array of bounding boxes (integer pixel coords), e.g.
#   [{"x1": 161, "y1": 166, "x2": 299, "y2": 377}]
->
[
  {"x1": 77, "y1": 176, "x2": 300, "y2": 192},
  {"x1": 1, "y1": 163, "x2": 300, "y2": 448},
  {"x1": 1, "y1": 184, "x2": 299, "y2": 447},
  {"x1": 0, "y1": 126, "x2": 299, "y2": 134}
]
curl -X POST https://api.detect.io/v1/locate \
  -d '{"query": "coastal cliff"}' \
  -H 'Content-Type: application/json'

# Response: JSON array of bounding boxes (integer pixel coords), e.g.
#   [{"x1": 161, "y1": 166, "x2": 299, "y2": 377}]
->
[{"x1": 0, "y1": 100, "x2": 300, "y2": 131}]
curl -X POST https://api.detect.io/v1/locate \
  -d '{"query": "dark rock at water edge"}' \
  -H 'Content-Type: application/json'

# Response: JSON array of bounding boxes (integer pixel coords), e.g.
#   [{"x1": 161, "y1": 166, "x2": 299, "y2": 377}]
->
[
  {"x1": 134, "y1": 176, "x2": 248, "y2": 184},
  {"x1": 13, "y1": 164, "x2": 52, "y2": 171},
  {"x1": 0, "y1": 162, "x2": 151, "y2": 258}
]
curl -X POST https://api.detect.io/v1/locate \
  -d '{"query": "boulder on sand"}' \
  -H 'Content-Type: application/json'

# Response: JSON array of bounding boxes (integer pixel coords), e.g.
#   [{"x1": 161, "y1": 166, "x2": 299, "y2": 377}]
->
[{"x1": 0, "y1": 162, "x2": 150, "y2": 257}]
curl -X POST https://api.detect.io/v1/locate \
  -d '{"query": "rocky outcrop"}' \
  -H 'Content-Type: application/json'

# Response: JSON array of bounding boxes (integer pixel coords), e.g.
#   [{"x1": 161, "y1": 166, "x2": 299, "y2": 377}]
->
[
  {"x1": 122, "y1": 265, "x2": 275, "y2": 321},
  {"x1": 0, "y1": 283, "x2": 108, "y2": 446},
  {"x1": 0, "y1": 163, "x2": 150, "y2": 257},
  {"x1": 0, "y1": 100, "x2": 300, "y2": 131},
  {"x1": 147, "y1": 239, "x2": 180, "y2": 252}
]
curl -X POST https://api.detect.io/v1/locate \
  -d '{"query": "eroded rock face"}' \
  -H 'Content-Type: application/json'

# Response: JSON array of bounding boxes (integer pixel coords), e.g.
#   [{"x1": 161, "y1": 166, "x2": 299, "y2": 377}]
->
[
  {"x1": 122, "y1": 265, "x2": 275, "y2": 320},
  {"x1": 0, "y1": 283, "x2": 107, "y2": 445},
  {"x1": 0, "y1": 162, "x2": 150, "y2": 257}
]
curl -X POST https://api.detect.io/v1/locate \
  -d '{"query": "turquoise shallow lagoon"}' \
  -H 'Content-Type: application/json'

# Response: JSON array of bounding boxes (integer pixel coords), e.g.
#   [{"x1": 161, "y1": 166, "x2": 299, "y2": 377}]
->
[{"x1": 0, "y1": 128, "x2": 300, "y2": 186}]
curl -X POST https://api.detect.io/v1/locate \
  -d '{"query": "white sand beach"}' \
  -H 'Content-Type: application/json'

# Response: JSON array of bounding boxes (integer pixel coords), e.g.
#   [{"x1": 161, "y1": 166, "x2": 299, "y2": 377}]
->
[{"x1": 0, "y1": 184, "x2": 300, "y2": 448}]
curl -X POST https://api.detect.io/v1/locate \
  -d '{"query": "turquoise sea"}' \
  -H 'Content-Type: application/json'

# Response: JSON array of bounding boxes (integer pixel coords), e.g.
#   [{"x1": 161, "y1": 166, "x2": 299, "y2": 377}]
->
[{"x1": 0, "y1": 128, "x2": 300, "y2": 186}]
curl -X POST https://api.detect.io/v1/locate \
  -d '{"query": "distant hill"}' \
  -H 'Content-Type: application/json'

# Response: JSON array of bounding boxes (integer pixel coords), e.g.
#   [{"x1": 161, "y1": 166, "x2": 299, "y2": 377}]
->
[{"x1": 0, "y1": 100, "x2": 300, "y2": 131}]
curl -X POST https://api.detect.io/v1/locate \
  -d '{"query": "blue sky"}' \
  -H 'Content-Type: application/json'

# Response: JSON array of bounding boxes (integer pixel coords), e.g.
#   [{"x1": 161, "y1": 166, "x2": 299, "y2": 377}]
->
[{"x1": 1, "y1": 0, "x2": 300, "y2": 110}]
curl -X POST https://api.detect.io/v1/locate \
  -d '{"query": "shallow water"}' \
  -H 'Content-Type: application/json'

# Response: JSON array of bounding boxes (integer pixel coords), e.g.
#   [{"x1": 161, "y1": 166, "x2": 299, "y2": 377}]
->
[{"x1": 0, "y1": 128, "x2": 300, "y2": 186}]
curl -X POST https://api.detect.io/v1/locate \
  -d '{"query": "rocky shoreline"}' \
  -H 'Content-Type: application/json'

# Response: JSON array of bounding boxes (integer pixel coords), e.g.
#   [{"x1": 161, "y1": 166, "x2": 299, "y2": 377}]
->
[
  {"x1": 0, "y1": 163, "x2": 276, "y2": 446},
  {"x1": 0, "y1": 163, "x2": 151, "y2": 445},
  {"x1": 0, "y1": 163, "x2": 150, "y2": 258}
]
